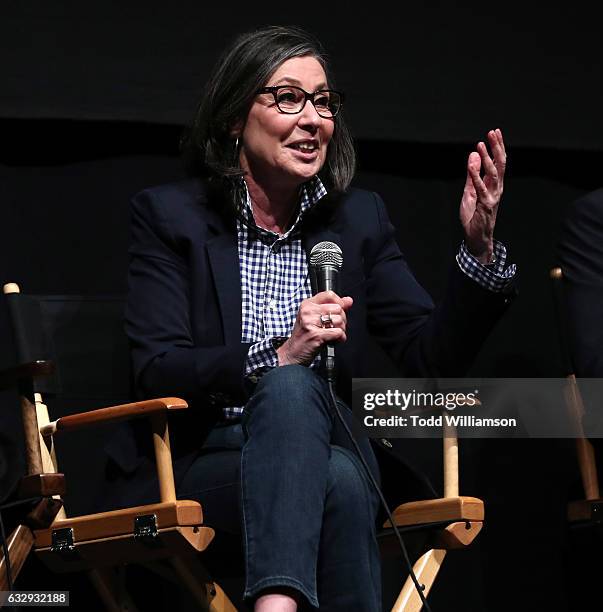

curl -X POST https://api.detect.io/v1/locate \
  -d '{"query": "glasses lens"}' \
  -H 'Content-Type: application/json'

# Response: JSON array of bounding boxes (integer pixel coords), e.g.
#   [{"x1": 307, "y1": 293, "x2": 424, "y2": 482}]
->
[
  {"x1": 269, "y1": 87, "x2": 342, "y2": 117},
  {"x1": 314, "y1": 91, "x2": 341, "y2": 117},
  {"x1": 274, "y1": 87, "x2": 305, "y2": 113}
]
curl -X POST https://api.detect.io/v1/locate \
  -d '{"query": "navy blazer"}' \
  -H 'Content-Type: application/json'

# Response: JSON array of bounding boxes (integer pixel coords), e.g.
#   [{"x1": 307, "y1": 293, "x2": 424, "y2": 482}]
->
[
  {"x1": 103, "y1": 177, "x2": 514, "y2": 508},
  {"x1": 557, "y1": 188, "x2": 603, "y2": 377}
]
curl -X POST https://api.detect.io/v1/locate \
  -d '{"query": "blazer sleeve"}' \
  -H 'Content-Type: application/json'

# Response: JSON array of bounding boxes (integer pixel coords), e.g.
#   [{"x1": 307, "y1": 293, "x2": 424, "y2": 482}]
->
[
  {"x1": 365, "y1": 192, "x2": 515, "y2": 376},
  {"x1": 125, "y1": 188, "x2": 251, "y2": 403}
]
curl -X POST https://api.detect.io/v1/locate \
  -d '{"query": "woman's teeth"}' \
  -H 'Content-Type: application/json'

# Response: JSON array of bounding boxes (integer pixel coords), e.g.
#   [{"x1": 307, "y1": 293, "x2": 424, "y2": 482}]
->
[{"x1": 292, "y1": 143, "x2": 317, "y2": 151}]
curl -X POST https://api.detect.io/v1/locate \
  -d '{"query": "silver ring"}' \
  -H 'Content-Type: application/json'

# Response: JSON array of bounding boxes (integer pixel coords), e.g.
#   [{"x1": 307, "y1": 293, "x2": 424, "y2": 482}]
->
[{"x1": 320, "y1": 313, "x2": 334, "y2": 328}]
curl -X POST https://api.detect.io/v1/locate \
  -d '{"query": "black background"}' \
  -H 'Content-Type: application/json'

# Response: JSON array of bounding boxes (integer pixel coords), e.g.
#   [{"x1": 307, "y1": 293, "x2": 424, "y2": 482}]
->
[{"x1": 1, "y1": 3, "x2": 602, "y2": 610}]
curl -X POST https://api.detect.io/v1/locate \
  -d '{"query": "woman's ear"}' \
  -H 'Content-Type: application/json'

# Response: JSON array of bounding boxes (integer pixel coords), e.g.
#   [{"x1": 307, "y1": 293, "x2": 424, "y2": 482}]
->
[{"x1": 230, "y1": 118, "x2": 244, "y2": 138}]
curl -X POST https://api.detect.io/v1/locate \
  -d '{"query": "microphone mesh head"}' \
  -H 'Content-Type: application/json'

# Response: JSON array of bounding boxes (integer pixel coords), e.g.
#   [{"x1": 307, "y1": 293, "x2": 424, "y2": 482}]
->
[{"x1": 309, "y1": 241, "x2": 343, "y2": 269}]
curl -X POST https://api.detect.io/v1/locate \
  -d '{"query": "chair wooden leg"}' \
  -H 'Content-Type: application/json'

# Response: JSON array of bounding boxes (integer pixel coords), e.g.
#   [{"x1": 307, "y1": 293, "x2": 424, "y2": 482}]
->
[
  {"x1": 88, "y1": 568, "x2": 121, "y2": 612},
  {"x1": 169, "y1": 556, "x2": 237, "y2": 612},
  {"x1": 0, "y1": 524, "x2": 34, "y2": 590},
  {"x1": 576, "y1": 437, "x2": 600, "y2": 500},
  {"x1": 88, "y1": 567, "x2": 140, "y2": 612},
  {"x1": 392, "y1": 548, "x2": 447, "y2": 612}
]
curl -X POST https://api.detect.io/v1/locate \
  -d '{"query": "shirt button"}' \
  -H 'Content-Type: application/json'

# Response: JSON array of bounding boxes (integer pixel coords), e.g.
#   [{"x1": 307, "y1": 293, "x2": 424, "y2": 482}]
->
[{"x1": 267, "y1": 299, "x2": 276, "y2": 310}]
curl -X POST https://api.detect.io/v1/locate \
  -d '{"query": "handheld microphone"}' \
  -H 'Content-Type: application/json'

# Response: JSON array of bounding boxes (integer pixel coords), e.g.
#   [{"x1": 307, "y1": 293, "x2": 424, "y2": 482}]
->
[{"x1": 309, "y1": 241, "x2": 343, "y2": 382}]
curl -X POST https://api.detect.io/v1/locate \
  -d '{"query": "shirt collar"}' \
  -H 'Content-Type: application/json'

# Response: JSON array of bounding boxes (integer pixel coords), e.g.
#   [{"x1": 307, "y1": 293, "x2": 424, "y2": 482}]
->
[{"x1": 239, "y1": 176, "x2": 327, "y2": 240}]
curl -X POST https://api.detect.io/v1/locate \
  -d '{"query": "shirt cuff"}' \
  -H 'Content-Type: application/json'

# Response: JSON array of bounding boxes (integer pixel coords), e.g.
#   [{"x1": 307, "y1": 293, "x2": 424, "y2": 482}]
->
[
  {"x1": 456, "y1": 241, "x2": 517, "y2": 292},
  {"x1": 244, "y1": 337, "x2": 287, "y2": 383}
]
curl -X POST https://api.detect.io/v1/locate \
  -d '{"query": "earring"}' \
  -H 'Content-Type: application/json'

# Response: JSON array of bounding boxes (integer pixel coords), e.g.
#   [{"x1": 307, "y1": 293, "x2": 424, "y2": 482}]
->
[{"x1": 232, "y1": 137, "x2": 241, "y2": 166}]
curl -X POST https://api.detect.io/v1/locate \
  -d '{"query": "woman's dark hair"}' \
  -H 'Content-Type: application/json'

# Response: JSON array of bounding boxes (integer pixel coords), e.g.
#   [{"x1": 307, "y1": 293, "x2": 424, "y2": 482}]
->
[{"x1": 181, "y1": 25, "x2": 356, "y2": 195}]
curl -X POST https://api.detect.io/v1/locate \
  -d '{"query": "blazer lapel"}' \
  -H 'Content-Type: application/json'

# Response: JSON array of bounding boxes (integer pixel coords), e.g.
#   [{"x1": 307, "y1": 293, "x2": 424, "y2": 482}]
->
[{"x1": 204, "y1": 207, "x2": 242, "y2": 346}]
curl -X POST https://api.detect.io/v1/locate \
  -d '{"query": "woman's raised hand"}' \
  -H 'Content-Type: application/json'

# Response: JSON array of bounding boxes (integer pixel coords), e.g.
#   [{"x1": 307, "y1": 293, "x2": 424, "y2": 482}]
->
[{"x1": 459, "y1": 128, "x2": 507, "y2": 264}]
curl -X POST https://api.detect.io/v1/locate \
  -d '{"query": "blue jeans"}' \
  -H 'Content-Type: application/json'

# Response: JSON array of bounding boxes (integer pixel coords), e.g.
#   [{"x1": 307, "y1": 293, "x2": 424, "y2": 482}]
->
[{"x1": 178, "y1": 365, "x2": 381, "y2": 610}]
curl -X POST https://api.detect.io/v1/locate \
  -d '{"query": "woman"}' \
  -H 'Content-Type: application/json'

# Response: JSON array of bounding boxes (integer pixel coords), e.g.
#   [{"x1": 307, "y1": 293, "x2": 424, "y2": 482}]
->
[{"x1": 113, "y1": 25, "x2": 515, "y2": 611}]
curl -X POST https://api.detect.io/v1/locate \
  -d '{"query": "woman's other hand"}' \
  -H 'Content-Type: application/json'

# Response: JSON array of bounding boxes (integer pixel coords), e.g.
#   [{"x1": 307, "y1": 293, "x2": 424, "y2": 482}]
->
[
  {"x1": 277, "y1": 291, "x2": 353, "y2": 366},
  {"x1": 459, "y1": 128, "x2": 507, "y2": 264}
]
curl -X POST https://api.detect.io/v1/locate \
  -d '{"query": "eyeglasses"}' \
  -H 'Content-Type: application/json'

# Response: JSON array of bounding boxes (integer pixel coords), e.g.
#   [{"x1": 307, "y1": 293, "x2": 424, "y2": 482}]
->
[{"x1": 257, "y1": 85, "x2": 344, "y2": 118}]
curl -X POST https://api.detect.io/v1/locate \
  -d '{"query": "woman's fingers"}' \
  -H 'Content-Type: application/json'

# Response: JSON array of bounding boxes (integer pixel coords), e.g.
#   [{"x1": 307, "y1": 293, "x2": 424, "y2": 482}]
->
[
  {"x1": 494, "y1": 128, "x2": 506, "y2": 158},
  {"x1": 314, "y1": 312, "x2": 346, "y2": 330},
  {"x1": 486, "y1": 130, "x2": 506, "y2": 186},
  {"x1": 300, "y1": 307, "x2": 346, "y2": 331},
  {"x1": 323, "y1": 327, "x2": 347, "y2": 343},
  {"x1": 478, "y1": 141, "x2": 498, "y2": 183},
  {"x1": 311, "y1": 290, "x2": 351, "y2": 309},
  {"x1": 468, "y1": 159, "x2": 490, "y2": 203}
]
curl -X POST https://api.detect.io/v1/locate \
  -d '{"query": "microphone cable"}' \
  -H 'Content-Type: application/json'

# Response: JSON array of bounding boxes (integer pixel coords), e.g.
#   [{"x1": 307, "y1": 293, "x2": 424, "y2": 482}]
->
[
  {"x1": 325, "y1": 377, "x2": 433, "y2": 612},
  {"x1": 312, "y1": 239, "x2": 432, "y2": 608}
]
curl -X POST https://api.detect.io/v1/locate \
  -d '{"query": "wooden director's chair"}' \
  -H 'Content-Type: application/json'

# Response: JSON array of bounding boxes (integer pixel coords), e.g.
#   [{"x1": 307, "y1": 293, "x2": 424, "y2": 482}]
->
[
  {"x1": 550, "y1": 267, "x2": 602, "y2": 527},
  {"x1": 379, "y1": 405, "x2": 484, "y2": 611},
  {"x1": 0, "y1": 283, "x2": 235, "y2": 611}
]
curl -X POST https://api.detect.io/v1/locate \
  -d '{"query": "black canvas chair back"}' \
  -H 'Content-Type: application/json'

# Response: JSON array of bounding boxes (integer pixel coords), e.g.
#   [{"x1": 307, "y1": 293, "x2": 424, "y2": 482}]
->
[{"x1": 5, "y1": 291, "x2": 131, "y2": 404}]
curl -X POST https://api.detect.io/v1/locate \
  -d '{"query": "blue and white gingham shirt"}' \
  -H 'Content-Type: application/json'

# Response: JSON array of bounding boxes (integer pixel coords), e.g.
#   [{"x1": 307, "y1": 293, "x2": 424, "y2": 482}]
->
[{"x1": 222, "y1": 177, "x2": 516, "y2": 418}]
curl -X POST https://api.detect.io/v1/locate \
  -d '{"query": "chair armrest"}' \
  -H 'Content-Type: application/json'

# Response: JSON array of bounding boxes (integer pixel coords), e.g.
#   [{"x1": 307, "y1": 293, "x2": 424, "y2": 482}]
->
[
  {"x1": 40, "y1": 397, "x2": 188, "y2": 436},
  {"x1": 0, "y1": 360, "x2": 54, "y2": 391},
  {"x1": 383, "y1": 496, "x2": 484, "y2": 529}
]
